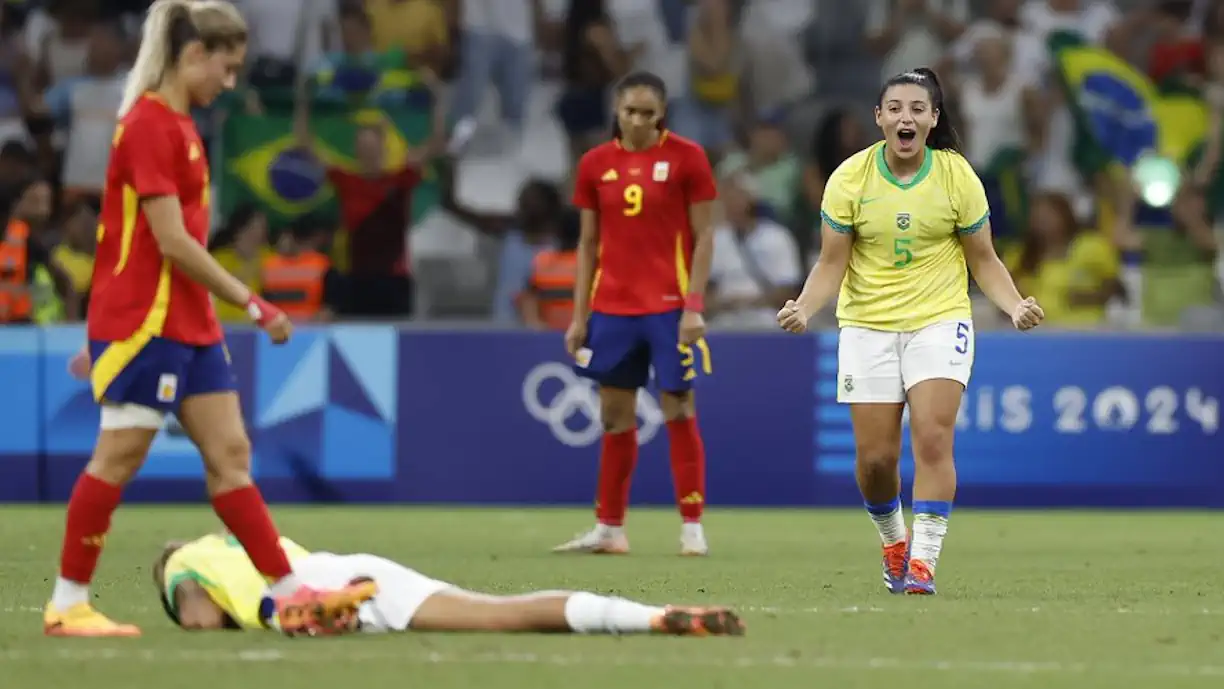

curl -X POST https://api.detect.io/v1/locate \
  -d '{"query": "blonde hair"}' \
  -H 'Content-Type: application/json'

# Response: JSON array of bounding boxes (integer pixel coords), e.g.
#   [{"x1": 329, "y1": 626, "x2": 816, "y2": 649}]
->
[{"x1": 118, "y1": 0, "x2": 248, "y2": 116}]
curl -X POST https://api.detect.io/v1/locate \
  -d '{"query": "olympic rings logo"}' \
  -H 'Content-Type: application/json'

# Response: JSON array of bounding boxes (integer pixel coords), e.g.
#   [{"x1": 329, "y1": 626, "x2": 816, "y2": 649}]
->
[{"x1": 522, "y1": 362, "x2": 662, "y2": 448}]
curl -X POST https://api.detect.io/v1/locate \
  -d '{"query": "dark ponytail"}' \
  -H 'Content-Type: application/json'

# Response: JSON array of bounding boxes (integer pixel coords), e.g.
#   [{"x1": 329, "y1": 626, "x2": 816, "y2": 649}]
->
[{"x1": 879, "y1": 67, "x2": 962, "y2": 152}]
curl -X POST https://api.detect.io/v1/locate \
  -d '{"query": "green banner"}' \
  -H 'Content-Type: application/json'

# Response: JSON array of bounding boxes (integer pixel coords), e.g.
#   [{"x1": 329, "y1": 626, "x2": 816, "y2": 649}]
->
[{"x1": 217, "y1": 104, "x2": 439, "y2": 229}]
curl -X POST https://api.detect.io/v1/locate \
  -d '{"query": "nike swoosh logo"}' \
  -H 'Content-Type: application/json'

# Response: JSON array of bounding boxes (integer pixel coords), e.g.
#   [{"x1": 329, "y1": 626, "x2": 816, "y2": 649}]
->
[{"x1": 860, "y1": 197, "x2": 879, "y2": 205}]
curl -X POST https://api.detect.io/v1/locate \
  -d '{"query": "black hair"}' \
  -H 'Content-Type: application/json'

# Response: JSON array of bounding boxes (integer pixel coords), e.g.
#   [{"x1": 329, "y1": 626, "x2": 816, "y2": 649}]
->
[
  {"x1": 557, "y1": 208, "x2": 581, "y2": 252},
  {"x1": 611, "y1": 70, "x2": 668, "y2": 140},
  {"x1": 520, "y1": 179, "x2": 563, "y2": 215},
  {"x1": 878, "y1": 67, "x2": 961, "y2": 152}
]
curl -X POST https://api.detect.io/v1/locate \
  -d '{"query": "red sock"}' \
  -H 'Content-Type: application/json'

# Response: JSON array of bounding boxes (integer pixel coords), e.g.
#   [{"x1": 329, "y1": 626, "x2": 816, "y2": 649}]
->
[
  {"x1": 667, "y1": 417, "x2": 706, "y2": 523},
  {"x1": 59, "y1": 473, "x2": 124, "y2": 583},
  {"x1": 595, "y1": 429, "x2": 638, "y2": 527},
  {"x1": 211, "y1": 485, "x2": 293, "y2": 581}
]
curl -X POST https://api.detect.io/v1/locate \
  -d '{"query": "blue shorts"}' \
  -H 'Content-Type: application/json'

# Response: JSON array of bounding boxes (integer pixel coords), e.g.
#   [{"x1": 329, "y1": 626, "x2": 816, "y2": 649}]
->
[
  {"x1": 89, "y1": 337, "x2": 236, "y2": 412},
  {"x1": 573, "y1": 310, "x2": 712, "y2": 392}
]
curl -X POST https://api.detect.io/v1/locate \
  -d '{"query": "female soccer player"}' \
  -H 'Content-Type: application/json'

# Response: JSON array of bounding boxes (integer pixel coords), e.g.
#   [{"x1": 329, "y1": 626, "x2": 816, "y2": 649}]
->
[
  {"x1": 153, "y1": 533, "x2": 744, "y2": 637},
  {"x1": 45, "y1": 0, "x2": 373, "y2": 638},
  {"x1": 552, "y1": 71, "x2": 718, "y2": 557},
  {"x1": 777, "y1": 68, "x2": 1044, "y2": 595}
]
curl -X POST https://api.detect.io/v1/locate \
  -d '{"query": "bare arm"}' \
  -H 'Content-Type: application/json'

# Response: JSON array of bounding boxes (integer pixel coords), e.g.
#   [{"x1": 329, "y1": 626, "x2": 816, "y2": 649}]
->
[
  {"x1": 143, "y1": 196, "x2": 252, "y2": 307},
  {"x1": 571, "y1": 209, "x2": 600, "y2": 321},
  {"x1": 685, "y1": 201, "x2": 716, "y2": 302},
  {"x1": 959, "y1": 222, "x2": 1025, "y2": 316},
  {"x1": 794, "y1": 222, "x2": 853, "y2": 318}
]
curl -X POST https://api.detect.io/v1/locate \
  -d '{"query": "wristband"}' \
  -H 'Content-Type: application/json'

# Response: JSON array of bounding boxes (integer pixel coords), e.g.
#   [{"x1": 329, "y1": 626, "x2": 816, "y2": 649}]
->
[
  {"x1": 246, "y1": 294, "x2": 278, "y2": 326},
  {"x1": 683, "y1": 293, "x2": 705, "y2": 313}
]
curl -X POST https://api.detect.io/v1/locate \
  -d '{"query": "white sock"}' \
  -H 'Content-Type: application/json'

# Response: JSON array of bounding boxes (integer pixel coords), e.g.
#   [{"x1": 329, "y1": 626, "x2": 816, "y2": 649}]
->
[
  {"x1": 51, "y1": 577, "x2": 90, "y2": 609},
  {"x1": 595, "y1": 523, "x2": 624, "y2": 539},
  {"x1": 563, "y1": 592, "x2": 662, "y2": 634},
  {"x1": 865, "y1": 502, "x2": 907, "y2": 546},
  {"x1": 910, "y1": 513, "x2": 949, "y2": 571},
  {"x1": 267, "y1": 573, "x2": 302, "y2": 598},
  {"x1": 680, "y1": 522, "x2": 704, "y2": 541}
]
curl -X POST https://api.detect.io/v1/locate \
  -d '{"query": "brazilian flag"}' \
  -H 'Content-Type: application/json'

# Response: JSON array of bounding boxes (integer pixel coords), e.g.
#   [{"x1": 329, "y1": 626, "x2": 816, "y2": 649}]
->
[
  {"x1": 217, "y1": 103, "x2": 439, "y2": 229},
  {"x1": 1050, "y1": 31, "x2": 1207, "y2": 205}
]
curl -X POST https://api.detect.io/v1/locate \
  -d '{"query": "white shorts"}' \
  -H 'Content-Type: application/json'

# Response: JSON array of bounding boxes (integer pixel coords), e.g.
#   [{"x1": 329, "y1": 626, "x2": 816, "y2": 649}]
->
[
  {"x1": 837, "y1": 320, "x2": 974, "y2": 404},
  {"x1": 291, "y1": 553, "x2": 454, "y2": 633}
]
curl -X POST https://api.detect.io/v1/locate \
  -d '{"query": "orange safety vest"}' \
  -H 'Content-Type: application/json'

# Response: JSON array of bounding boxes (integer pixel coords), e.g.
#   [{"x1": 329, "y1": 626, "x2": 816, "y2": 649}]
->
[
  {"x1": 529, "y1": 249, "x2": 577, "y2": 330},
  {"x1": 0, "y1": 219, "x2": 32, "y2": 322},
  {"x1": 260, "y1": 251, "x2": 330, "y2": 321}
]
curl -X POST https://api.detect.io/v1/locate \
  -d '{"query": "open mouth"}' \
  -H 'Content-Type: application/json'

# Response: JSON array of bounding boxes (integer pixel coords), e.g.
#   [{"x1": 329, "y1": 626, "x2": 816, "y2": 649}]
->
[{"x1": 898, "y1": 129, "x2": 917, "y2": 144}]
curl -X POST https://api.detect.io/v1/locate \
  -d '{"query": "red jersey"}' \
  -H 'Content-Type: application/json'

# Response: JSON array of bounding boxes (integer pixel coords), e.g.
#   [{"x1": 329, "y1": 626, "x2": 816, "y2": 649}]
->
[
  {"x1": 88, "y1": 93, "x2": 221, "y2": 345},
  {"x1": 326, "y1": 165, "x2": 419, "y2": 276},
  {"x1": 572, "y1": 132, "x2": 717, "y2": 315}
]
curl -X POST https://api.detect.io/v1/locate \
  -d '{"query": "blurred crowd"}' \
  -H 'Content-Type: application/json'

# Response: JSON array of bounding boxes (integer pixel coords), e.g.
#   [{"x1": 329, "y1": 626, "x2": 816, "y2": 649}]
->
[{"x1": 1, "y1": 0, "x2": 1223, "y2": 331}]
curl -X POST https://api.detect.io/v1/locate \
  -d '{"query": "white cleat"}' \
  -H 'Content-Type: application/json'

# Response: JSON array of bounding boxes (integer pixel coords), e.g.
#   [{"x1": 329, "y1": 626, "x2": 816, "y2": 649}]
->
[
  {"x1": 679, "y1": 523, "x2": 708, "y2": 556},
  {"x1": 551, "y1": 526, "x2": 630, "y2": 554}
]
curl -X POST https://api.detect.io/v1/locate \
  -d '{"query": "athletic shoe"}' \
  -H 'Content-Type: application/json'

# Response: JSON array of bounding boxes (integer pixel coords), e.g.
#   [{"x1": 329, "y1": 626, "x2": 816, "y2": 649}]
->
[
  {"x1": 652, "y1": 607, "x2": 744, "y2": 636},
  {"x1": 44, "y1": 603, "x2": 141, "y2": 638}
]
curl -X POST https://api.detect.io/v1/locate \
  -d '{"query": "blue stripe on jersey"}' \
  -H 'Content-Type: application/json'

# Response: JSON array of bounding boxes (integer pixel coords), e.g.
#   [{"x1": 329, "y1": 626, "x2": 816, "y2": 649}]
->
[
  {"x1": 820, "y1": 210, "x2": 853, "y2": 234},
  {"x1": 957, "y1": 211, "x2": 990, "y2": 235}
]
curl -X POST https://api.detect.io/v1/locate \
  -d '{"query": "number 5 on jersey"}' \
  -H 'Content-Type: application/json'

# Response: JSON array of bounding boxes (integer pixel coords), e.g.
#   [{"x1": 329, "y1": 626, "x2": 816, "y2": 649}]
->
[
  {"x1": 893, "y1": 237, "x2": 913, "y2": 268},
  {"x1": 623, "y1": 183, "x2": 643, "y2": 216}
]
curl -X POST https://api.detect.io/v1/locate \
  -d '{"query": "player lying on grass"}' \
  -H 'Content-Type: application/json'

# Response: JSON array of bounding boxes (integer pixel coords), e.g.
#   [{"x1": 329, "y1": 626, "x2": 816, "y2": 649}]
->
[{"x1": 153, "y1": 533, "x2": 745, "y2": 637}]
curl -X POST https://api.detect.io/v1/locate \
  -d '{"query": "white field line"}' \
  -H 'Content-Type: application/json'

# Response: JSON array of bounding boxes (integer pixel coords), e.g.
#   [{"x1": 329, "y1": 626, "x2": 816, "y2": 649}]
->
[{"x1": 0, "y1": 648, "x2": 1221, "y2": 678}]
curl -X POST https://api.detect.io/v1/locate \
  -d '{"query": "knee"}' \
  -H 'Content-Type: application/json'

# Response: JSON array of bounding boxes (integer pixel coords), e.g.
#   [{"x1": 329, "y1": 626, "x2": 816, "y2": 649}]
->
[
  {"x1": 600, "y1": 390, "x2": 638, "y2": 433},
  {"x1": 659, "y1": 391, "x2": 695, "y2": 422},
  {"x1": 910, "y1": 420, "x2": 955, "y2": 466},
  {"x1": 86, "y1": 432, "x2": 153, "y2": 485},
  {"x1": 855, "y1": 441, "x2": 901, "y2": 476}
]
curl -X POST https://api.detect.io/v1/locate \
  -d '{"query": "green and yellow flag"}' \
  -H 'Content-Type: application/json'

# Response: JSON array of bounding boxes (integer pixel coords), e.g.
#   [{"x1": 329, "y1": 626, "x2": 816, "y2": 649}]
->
[
  {"x1": 1050, "y1": 32, "x2": 1207, "y2": 205},
  {"x1": 217, "y1": 104, "x2": 439, "y2": 228}
]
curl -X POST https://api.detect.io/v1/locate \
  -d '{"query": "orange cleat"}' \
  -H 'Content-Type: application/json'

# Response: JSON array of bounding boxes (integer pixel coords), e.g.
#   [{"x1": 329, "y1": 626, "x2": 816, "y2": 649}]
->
[
  {"x1": 43, "y1": 603, "x2": 141, "y2": 638},
  {"x1": 651, "y1": 606, "x2": 745, "y2": 636},
  {"x1": 272, "y1": 580, "x2": 379, "y2": 637}
]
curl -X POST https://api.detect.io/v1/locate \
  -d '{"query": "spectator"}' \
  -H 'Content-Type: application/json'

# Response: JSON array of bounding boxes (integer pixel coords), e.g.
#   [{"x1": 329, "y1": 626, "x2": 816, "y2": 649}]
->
[
  {"x1": 25, "y1": 0, "x2": 98, "y2": 91},
  {"x1": 1006, "y1": 192, "x2": 1119, "y2": 328},
  {"x1": 518, "y1": 206, "x2": 580, "y2": 330},
  {"x1": 210, "y1": 205, "x2": 272, "y2": 323},
  {"x1": 449, "y1": 0, "x2": 536, "y2": 140},
  {"x1": 238, "y1": 0, "x2": 337, "y2": 95},
  {"x1": 946, "y1": 0, "x2": 1045, "y2": 87},
  {"x1": 738, "y1": 0, "x2": 815, "y2": 114},
  {"x1": 708, "y1": 174, "x2": 802, "y2": 328},
  {"x1": 865, "y1": 0, "x2": 968, "y2": 85},
  {"x1": 957, "y1": 29, "x2": 1033, "y2": 172},
  {"x1": 0, "y1": 4, "x2": 33, "y2": 144},
  {"x1": 673, "y1": 0, "x2": 738, "y2": 159},
  {"x1": 556, "y1": 0, "x2": 618, "y2": 169},
  {"x1": 43, "y1": 20, "x2": 128, "y2": 206},
  {"x1": 802, "y1": 108, "x2": 868, "y2": 225},
  {"x1": 718, "y1": 109, "x2": 801, "y2": 225},
  {"x1": 804, "y1": 0, "x2": 879, "y2": 104},
  {"x1": 49, "y1": 198, "x2": 96, "y2": 313},
  {"x1": 310, "y1": 7, "x2": 437, "y2": 111},
  {"x1": 0, "y1": 178, "x2": 78, "y2": 324},
  {"x1": 365, "y1": 0, "x2": 450, "y2": 72},
  {"x1": 0, "y1": 140, "x2": 36, "y2": 219},
  {"x1": 295, "y1": 103, "x2": 435, "y2": 318},
  {"x1": 1147, "y1": 0, "x2": 1204, "y2": 87},
  {"x1": 261, "y1": 218, "x2": 343, "y2": 323},
  {"x1": 491, "y1": 180, "x2": 565, "y2": 324}
]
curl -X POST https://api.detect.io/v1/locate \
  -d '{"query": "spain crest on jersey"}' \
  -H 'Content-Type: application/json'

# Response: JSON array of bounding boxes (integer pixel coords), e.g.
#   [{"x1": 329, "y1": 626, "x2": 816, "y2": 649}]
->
[
  {"x1": 896, "y1": 212, "x2": 911, "y2": 231},
  {"x1": 652, "y1": 161, "x2": 669, "y2": 182}
]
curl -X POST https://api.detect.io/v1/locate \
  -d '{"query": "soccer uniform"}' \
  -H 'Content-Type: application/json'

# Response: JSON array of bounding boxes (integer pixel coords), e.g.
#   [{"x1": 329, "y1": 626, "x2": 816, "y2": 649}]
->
[
  {"x1": 821, "y1": 142, "x2": 990, "y2": 403},
  {"x1": 571, "y1": 132, "x2": 717, "y2": 392},
  {"x1": 161, "y1": 534, "x2": 452, "y2": 633},
  {"x1": 87, "y1": 93, "x2": 232, "y2": 426}
]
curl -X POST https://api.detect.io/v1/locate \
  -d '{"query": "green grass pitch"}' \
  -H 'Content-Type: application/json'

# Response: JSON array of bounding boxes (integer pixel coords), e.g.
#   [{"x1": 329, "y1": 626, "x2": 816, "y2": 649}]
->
[{"x1": 0, "y1": 506, "x2": 1221, "y2": 688}]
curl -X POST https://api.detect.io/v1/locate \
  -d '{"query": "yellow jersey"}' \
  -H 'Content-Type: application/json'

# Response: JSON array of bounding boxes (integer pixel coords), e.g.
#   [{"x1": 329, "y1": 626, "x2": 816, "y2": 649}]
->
[
  {"x1": 212, "y1": 247, "x2": 272, "y2": 322},
  {"x1": 822, "y1": 142, "x2": 990, "y2": 332},
  {"x1": 162, "y1": 533, "x2": 311, "y2": 630},
  {"x1": 1004, "y1": 232, "x2": 1118, "y2": 328}
]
